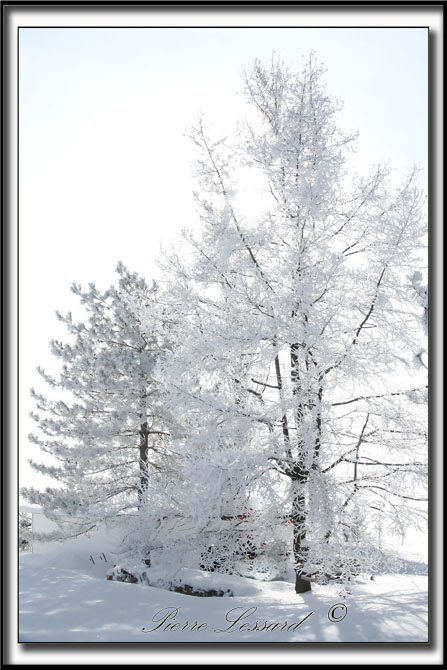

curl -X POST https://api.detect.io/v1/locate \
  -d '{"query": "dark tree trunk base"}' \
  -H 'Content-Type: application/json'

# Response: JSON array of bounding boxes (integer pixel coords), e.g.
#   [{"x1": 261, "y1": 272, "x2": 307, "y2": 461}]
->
[{"x1": 295, "y1": 573, "x2": 311, "y2": 593}]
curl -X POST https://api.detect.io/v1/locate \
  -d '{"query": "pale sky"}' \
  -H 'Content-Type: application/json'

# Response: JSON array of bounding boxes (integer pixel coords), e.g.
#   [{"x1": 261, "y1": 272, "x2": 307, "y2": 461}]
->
[{"x1": 19, "y1": 27, "x2": 428, "y2": 495}]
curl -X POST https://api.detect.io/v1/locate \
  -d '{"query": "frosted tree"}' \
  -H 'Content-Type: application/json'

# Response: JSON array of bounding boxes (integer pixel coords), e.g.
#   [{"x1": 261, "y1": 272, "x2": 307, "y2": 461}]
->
[
  {"x1": 158, "y1": 54, "x2": 428, "y2": 592},
  {"x1": 21, "y1": 263, "x2": 176, "y2": 543}
]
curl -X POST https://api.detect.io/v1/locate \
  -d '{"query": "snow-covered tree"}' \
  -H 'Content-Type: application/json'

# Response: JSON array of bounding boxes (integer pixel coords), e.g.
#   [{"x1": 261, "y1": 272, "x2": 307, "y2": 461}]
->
[
  {"x1": 21, "y1": 263, "x2": 176, "y2": 543},
  {"x1": 157, "y1": 54, "x2": 428, "y2": 592}
]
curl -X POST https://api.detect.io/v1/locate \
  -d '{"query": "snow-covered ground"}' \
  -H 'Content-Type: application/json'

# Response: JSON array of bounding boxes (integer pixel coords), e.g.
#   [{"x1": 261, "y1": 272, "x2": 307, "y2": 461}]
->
[{"x1": 19, "y1": 551, "x2": 428, "y2": 643}]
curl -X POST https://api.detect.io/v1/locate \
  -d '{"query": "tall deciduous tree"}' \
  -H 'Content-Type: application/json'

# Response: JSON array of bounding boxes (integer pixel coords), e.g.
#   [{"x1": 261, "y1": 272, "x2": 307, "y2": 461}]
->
[
  {"x1": 158, "y1": 54, "x2": 428, "y2": 592},
  {"x1": 21, "y1": 263, "x2": 175, "y2": 541}
]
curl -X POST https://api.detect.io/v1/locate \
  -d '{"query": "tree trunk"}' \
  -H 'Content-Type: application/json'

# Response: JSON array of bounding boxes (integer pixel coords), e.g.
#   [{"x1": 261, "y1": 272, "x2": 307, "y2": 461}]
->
[
  {"x1": 292, "y1": 481, "x2": 311, "y2": 593},
  {"x1": 138, "y1": 421, "x2": 149, "y2": 505},
  {"x1": 289, "y1": 344, "x2": 311, "y2": 593},
  {"x1": 295, "y1": 572, "x2": 311, "y2": 594}
]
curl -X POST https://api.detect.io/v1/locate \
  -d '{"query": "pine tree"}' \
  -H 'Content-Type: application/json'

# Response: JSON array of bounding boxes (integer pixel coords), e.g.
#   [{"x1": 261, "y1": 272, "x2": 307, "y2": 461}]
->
[{"x1": 21, "y1": 263, "x2": 175, "y2": 542}]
